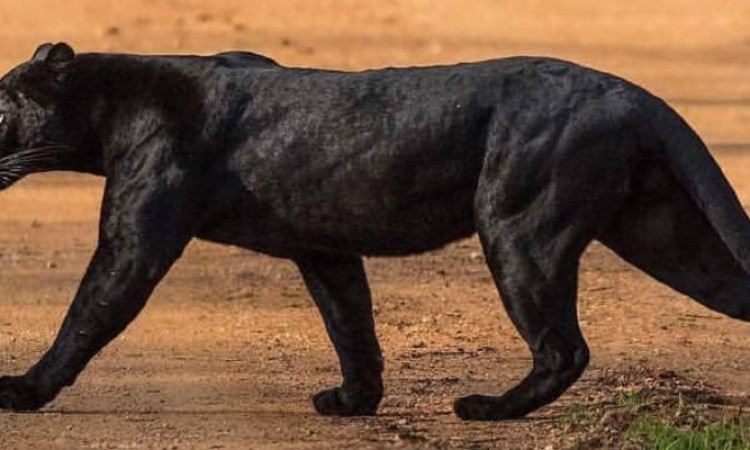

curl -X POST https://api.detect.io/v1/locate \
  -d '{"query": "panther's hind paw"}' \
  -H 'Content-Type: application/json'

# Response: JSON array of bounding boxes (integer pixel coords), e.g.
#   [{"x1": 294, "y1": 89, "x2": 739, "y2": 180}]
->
[
  {"x1": 312, "y1": 387, "x2": 379, "y2": 416},
  {"x1": 0, "y1": 375, "x2": 47, "y2": 411},
  {"x1": 453, "y1": 394, "x2": 526, "y2": 421}
]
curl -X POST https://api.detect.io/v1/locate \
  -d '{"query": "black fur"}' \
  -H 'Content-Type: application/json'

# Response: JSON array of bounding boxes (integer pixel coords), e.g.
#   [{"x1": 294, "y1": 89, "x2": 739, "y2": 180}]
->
[{"x1": 1, "y1": 42, "x2": 750, "y2": 420}]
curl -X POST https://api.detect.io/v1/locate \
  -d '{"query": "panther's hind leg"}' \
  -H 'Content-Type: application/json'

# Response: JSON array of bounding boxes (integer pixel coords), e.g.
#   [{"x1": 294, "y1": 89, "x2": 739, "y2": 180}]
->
[
  {"x1": 455, "y1": 131, "x2": 630, "y2": 421},
  {"x1": 454, "y1": 210, "x2": 593, "y2": 421},
  {"x1": 295, "y1": 252, "x2": 384, "y2": 416}
]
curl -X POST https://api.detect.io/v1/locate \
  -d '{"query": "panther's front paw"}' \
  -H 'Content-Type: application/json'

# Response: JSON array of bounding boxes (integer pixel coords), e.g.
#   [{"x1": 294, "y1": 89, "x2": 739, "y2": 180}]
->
[
  {"x1": 0, "y1": 376, "x2": 48, "y2": 411},
  {"x1": 312, "y1": 387, "x2": 380, "y2": 416}
]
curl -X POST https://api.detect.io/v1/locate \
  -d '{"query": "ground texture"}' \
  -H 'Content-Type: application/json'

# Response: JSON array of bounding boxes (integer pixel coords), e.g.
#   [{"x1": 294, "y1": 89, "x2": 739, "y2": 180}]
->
[{"x1": 1, "y1": 1, "x2": 750, "y2": 448}]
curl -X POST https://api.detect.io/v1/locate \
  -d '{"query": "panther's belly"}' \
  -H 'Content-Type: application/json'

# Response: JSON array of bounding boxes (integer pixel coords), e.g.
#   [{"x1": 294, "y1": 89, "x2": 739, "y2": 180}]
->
[{"x1": 197, "y1": 184, "x2": 477, "y2": 257}]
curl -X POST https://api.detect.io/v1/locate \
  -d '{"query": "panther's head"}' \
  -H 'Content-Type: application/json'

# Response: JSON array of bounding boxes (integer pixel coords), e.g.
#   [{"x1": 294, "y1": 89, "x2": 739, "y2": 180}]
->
[{"x1": 0, "y1": 42, "x2": 78, "y2": 189}]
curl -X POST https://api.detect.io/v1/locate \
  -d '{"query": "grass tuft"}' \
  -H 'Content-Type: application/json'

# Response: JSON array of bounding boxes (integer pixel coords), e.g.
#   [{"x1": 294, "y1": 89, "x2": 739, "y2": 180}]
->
[
  {"x1": 549, "y1": 368, "x2": 750, "y2": 449},
  {"x1": 623, "y1": 416, "x2": 748, "y2": 450}
]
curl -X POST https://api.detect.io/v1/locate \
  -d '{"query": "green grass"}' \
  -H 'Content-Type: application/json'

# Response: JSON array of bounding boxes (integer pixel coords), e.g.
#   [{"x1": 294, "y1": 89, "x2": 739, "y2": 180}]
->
[
  {"x1": 558, "y1": 403, "x2": 595, "y2": 428},
  {"x1": 624, "y1": 416, "x2": 749, "y2": 450},
  {"x1": 556, "y1": 393, "x2": 749, "y2": 449},
  {"x1": 617, "y1": 392, "x2": 649, "y2": 410},
  {"x1": 553, "y1": 376, "x2": 750, "y2": 450}
]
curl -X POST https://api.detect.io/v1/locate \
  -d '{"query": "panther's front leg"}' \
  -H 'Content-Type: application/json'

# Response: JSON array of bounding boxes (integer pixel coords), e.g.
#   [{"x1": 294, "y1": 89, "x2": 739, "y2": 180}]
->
[
  {"x1": 0, "y1": 142, "x2": 199, "y2": 411},
  {"x1": 296, "y1": 252, "x2": 384, "y2": 416}
]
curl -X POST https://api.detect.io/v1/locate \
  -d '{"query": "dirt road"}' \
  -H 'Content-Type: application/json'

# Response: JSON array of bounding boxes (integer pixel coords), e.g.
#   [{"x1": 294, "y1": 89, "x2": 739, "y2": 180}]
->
[{"x1": 0, "y1": 1, "x2": 749, "y2": 448}]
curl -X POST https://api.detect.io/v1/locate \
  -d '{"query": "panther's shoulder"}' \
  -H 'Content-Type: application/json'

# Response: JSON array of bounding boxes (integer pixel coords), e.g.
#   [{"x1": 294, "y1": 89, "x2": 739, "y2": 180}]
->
[{"x1": 210, "y1": 51, "x2": 281, "y2": 69}]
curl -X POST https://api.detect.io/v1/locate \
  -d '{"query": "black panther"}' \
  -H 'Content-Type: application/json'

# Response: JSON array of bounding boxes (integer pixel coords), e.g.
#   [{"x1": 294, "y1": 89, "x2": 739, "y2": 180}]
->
[{"x1": 0, "y1": 42, "x2": 749, "y2": 421}]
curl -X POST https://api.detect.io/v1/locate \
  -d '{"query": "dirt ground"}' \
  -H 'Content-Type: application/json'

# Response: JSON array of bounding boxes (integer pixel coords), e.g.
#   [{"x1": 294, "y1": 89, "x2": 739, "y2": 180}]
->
[{"x1": 0, "y1": 1, "x2": 750, "y2": 449}]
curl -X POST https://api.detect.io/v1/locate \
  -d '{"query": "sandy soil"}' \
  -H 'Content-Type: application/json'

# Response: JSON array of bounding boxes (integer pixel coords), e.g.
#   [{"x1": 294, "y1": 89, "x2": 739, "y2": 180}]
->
[{"x1": 0, "y1": 1, "x2": 749, "y2": 449}]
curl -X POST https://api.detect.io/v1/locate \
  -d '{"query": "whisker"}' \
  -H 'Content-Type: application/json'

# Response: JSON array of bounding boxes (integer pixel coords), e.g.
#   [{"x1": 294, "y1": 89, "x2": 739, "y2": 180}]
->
[
  {"x1": 0, "y1": 171, "x2": 23, "y2": 188},
  {"x1": 0, "y1": 144, "x2": 76, "y2": 166},
  {"x1": 0, "y1": 143, "x2": 78, "y2": 190},
  {"x1": 8, "y1": 155, "x2": 61, "y2": 165}
]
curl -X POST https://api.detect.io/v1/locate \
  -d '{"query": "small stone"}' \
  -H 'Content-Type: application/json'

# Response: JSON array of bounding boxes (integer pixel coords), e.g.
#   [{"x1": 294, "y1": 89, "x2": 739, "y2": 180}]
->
[{"x1": 469, "y1": 251, "x2": 483, "y2": 261}]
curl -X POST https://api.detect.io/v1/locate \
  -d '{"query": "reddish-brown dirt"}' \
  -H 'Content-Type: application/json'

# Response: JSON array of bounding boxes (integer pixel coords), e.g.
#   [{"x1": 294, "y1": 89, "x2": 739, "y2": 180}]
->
[{"x1": 0, "y1": 1, "x2": 749, "y2": 448}]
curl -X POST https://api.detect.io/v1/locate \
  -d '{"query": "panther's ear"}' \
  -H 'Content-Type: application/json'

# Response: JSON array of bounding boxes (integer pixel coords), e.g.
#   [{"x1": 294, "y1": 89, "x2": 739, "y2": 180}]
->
[
  {"x1": 19, "y1": 43, "x2": 76, "y2": 102},
  {"x1": 32, "y1": 42, "x2": 75, "y2": 73},
  {"x1": 32, "y1": 43, "x2": 54, "y2": 61}
]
